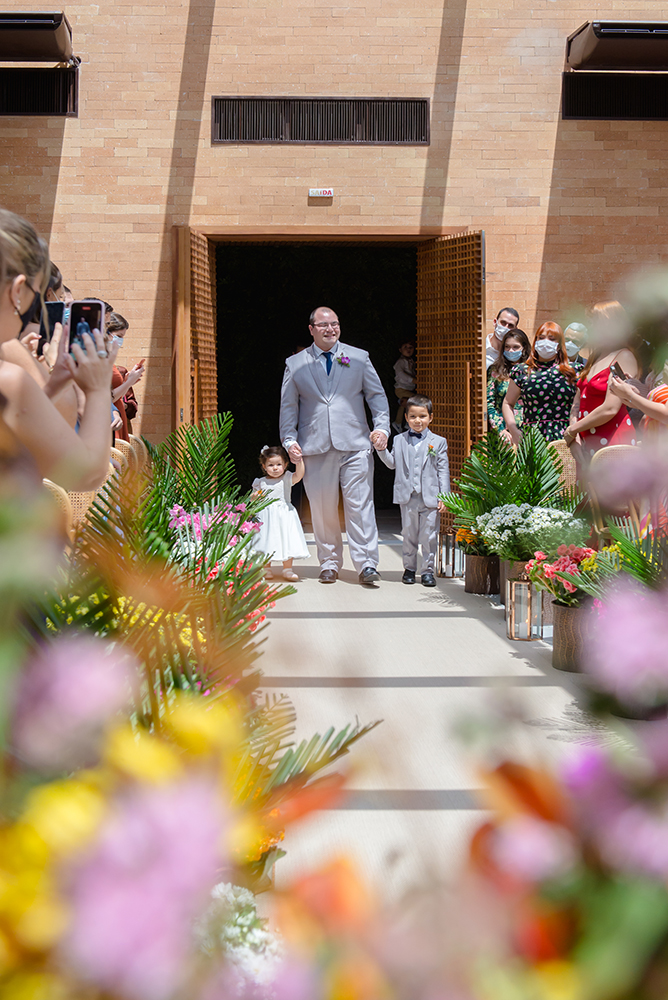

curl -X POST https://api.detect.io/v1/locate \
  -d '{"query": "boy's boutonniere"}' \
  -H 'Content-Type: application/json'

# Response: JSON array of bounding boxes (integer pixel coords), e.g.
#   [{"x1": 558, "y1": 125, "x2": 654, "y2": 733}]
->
[
  {"x1": 337, "y1": 355, "x2": 351, "y2": 367},
  {"x1": 427, "y1": 443, "x2": 436, "y2": 458}
]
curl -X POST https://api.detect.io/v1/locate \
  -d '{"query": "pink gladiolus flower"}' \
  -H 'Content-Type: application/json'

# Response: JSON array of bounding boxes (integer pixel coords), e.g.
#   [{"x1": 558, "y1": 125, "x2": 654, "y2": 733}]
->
[
  {"x1": 62, "y1": 778, "x2": 226, "y2": 1000},
  {"x1": 235, "y1": 503, "x2": 247, "y2": 513},
  {"x1": 557, "y1": 544, "x2": 568, "y2": 556},
  {"x1": 534, "y1": 551, "x2": 547, "y2": 561},
  {"x1": 584, "y1": 580, "x2": 668, "y2": 703},
  {"x1": 12, "y1": 637, "x2": 138, "y2": 770},
  {"x1": 239, "y1": 521, "x2": 255, "y2": 535}
]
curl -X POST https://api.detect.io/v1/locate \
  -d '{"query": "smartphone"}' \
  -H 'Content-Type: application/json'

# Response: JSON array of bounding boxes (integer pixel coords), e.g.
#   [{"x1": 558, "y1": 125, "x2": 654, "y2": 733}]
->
[
  {"x1": 37, "y1": 300, "x2": 65, "y2": 355},
  {"x1": 611, "y1": 361, "x2": 628, "y2": 381},
  {"x1": 68, "y1": 300, "x2": 105, "y2": 354}
]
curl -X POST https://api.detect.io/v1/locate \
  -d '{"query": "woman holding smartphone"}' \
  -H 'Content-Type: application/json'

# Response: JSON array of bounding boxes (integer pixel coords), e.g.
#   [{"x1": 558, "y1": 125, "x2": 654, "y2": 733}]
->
[
  {"x1": 562, "y1": 301, "x2": 638, "y2": 458},
  {"x1": 0, "y1": 210, "x2": 117, "y2": 491}
]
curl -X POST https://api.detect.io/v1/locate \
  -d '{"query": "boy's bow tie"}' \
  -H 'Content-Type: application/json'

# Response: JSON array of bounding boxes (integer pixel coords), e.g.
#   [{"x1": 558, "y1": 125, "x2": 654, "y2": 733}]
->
[{"x1": 408, "y1": 431, "x2": 422, "y2": 438}]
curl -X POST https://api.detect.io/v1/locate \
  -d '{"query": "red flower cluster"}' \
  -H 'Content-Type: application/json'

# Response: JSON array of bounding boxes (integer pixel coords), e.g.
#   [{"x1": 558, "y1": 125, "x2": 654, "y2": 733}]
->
[{"x1": 526, "y1": 545, "x2": 595, "y2": 598}]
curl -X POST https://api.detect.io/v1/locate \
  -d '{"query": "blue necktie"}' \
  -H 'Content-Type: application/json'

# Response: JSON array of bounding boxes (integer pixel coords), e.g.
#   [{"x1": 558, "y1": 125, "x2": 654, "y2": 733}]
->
[
  {"x1": 322, "y1": 351, "x2": 333, "y2": 375},
  {"x1": 408, "y1": 431, "x2": 422, "y2": 438}
]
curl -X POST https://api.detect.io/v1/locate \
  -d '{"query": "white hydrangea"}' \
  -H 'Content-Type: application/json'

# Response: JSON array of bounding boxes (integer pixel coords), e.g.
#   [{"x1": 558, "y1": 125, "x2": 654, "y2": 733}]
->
[
  {"x1": 476, "y1": 504, "x2": 588, "y2": 561},
  {"x1": 195, "y1": 882, "x2": 283, "y2": 988}
]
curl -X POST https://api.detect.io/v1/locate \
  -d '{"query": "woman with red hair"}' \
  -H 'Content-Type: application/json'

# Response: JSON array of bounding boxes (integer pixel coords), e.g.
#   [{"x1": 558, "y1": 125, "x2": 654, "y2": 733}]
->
[
  {"x1": 502, "y1": 322, "x2": 578, "y2": 443},
  {"x1": 563, "y1": 301, "x2": 638, "y2": 458}
]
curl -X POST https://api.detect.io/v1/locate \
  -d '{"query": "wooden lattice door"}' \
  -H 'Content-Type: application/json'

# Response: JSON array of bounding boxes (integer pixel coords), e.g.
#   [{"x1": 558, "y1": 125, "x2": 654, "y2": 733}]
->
[
  {"x1": 174, "y1": 227, "x2": 218, "y2": 427},
  {"x1": 416, "y1": 232, "x2": 486, "y2": 519}
]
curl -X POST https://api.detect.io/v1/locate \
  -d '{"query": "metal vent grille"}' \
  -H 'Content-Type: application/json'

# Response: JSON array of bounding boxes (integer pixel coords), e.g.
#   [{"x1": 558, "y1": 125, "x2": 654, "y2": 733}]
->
[
  {"x1": 0, "y1": 67, "x2": 77, "y2": 115},
  {"x1": 212, "y1": 97, "x2": 430, "y2": 144},
  {"x1": 562, "y1": 71, "x2": 668, "y2": 119}
]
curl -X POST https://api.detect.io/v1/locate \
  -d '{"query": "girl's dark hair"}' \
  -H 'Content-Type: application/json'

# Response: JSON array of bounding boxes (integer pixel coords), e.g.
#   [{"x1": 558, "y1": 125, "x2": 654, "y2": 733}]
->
[
  {"x1": 488, "y1": 328, "x2": 531, "y2": 380},
  {"x1": 259, "y1": 445, "x2": 289, "y2": 468},
  {"x1": 48, "y1": 261, "x2": 62, "y2": 292}
]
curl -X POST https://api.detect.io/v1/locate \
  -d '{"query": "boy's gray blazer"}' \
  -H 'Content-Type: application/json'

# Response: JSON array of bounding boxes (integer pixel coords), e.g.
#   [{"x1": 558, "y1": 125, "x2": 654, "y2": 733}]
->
[
  {"x1": 376, "y1": 429, "x2": 450, "y2": 507},
  {"x1": 279, "y1": 342, "x2": 390, "y2": 456}
]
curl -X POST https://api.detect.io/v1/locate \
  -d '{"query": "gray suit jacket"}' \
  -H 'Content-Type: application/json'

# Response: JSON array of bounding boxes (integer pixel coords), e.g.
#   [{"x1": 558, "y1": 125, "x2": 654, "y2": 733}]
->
[
  {"x1": 280, "y1": 342, "x2": 390, "y2": 456},
  {"x1": 376, "y1": 429, "x2": 450, "y2": 507}
]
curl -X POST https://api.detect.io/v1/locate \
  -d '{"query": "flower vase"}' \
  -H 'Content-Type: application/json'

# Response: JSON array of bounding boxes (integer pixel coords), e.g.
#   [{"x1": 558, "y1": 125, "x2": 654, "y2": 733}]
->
[
  {"x1": 501, "y1": 560, "x2": 528, "y2": 617},
  {"x1": 551, "y1": 601, "x2": 588, "y2": 671},
  {"x1": 464, "y1": 554, "x2": 499, "y2": 595}
]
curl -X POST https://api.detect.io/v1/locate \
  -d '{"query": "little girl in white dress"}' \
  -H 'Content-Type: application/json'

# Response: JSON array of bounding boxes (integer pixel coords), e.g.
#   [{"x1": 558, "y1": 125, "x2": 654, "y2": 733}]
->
[{"x1": 251, "y1": 445, "x2": 309, "y2": 581}]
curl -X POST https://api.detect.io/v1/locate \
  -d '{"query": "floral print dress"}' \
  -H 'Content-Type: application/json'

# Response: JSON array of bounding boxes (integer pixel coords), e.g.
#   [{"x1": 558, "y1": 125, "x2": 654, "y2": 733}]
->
[
  {"x1": 487, "y1": 373, "x2": 523, "y2": 434},
  {"x1": 510, "y1": 361, "x2": 577, "y2": 441}
]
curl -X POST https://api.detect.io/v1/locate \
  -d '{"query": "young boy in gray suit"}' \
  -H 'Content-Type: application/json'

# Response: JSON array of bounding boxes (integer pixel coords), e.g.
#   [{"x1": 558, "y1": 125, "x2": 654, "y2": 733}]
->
[{"x1": 375, "y1": 395, "x2": 450, "y2": 587}]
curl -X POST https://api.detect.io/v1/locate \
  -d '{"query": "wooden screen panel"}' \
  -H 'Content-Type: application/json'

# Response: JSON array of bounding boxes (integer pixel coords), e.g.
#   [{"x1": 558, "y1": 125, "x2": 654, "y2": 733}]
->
[
  {"x1": 416, "y1": 232, "x2": 486, "y2": 524},
  {"x1": 190, "y1": 230, "x2": 218, "y2": 422}
]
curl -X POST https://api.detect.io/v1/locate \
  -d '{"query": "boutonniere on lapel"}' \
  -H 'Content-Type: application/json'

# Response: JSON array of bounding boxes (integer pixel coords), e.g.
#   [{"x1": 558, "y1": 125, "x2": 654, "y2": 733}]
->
[
  {"x1": 337, "y1": 355, "x2": 351, "y2": 367},
  {"x1": 427, "y1": 443, "x2": 437, "y2": 458}
]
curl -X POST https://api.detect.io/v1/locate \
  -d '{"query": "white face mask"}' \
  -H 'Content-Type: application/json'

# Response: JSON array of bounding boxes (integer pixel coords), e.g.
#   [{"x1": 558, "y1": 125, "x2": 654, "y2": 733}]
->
[
  {"x1": 535, "y1": 339, "x2": 559, "y2": 360},
  {"x1": 504, "y1": 348, "x2": 523, "y2": 362},
  {"x1": 112, "y1": 335, "x2": 124, "y2": 347},
  {"x1": 564, "y1": 340, "x2": 580, "y2": 359},
  {"x1": 495, "y1": 322, "x2": 513, "y2": 339}
]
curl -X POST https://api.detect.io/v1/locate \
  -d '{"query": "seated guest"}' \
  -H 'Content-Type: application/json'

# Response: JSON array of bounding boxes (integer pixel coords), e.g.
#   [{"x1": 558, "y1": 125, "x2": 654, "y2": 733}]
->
[
  {"x1": 487, "y1": 328, "x2": 531, "y2": 442},
  {"x1": 106, "y1": 312, "x2": 144, "y2": 441},
  {"x1": 0, "y1": 210, "x2": 117, "y2": 490},
  {"x1": 563, "y1": 302, "x2": 638, "y2": 460},
  {"x1": 502, "y1": 322, "x2": 577, "y2": 442}
]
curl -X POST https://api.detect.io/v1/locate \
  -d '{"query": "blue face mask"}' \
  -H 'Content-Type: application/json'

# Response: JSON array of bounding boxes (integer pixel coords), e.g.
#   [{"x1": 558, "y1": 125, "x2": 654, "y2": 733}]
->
[{"x1": 504, "y1": 348, "x2": 523, "y2": 362}]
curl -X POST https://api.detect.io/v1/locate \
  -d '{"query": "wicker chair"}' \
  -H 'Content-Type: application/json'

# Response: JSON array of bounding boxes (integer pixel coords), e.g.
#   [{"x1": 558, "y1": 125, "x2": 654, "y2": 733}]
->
[
  {"x1": 588, "y1": 445, "x2": 642, "y2": 537},
  {"x1": 42, "y1": 478, "x2": 74, "y2": 542},
  {"x1": 113, "y1": 437, "x2": 137, "y2": 473},
  {"x1": 551, "y1": 440, "x2": 578, "y2": 491},
  {"x1": 129, "y1": 433, "x2": 148, "y2": 471},
  {"x1": 68, "y1": 462, "x2": 117, "y2": 526},
  {"x1": 110, "y1": 446, "x2": 129, "y2": 475}
]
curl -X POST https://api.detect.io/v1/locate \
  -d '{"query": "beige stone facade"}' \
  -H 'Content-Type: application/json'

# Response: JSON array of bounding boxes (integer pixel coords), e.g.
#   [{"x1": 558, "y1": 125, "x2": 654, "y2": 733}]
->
[{"x1": 0, "y1": 1, "x2": 665, "y2": 439}]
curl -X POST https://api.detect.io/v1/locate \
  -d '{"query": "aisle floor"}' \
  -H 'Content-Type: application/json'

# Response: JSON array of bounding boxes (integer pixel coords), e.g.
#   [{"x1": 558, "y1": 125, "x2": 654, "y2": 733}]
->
[{"x1": 260, "y1": 517, "x2": 589, "y2": 899}]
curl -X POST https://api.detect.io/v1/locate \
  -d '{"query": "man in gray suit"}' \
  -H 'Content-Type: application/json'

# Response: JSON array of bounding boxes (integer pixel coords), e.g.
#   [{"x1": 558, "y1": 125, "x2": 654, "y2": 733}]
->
[{"x1": 280, "y1": 306, "x2": 390, "y2": 585}]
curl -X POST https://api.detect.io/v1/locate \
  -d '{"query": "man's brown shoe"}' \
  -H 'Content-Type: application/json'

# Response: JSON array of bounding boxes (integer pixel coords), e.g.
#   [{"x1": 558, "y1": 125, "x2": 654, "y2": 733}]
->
[{"x1": 319, "y1": 569, "x2": 338, "y2": 584}]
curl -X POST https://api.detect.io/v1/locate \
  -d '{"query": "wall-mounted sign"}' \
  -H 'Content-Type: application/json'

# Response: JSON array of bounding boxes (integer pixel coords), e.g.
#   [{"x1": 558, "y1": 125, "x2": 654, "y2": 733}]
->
[{"x1": 309, "y1": 188, "x2": 334, "y2": 197}]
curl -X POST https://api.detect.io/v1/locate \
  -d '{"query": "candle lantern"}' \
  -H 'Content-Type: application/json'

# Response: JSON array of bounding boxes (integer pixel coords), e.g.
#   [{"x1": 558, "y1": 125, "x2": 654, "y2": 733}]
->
[
  {"x1": 506, "y1": 573, "x2": 542, "y2": 640},
  {"x1": 439, "y1": 531, "x2": 465, "y2": 578}
]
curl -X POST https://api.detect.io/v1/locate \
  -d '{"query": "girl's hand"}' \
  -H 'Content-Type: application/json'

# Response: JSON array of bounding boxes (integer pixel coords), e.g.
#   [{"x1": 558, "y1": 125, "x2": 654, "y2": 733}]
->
[
  {"x1": 499, "y1": 428, "x2": 513, "y2": 445},
  {"x1": 20, "y1": 330, "x2": 41, "y2": 358},
  {"x1": 65, "y1": 329, "x2": 118, "y2": 394},
  {"x1": 44, "y1": 324, "x2": 74, "y2": 395},
  {"x1": 124, "y1": 365, "x2": 145, "y2": 389},
  {"x1": 563, "y1": 424, "x2": 578, "y2": 446}
]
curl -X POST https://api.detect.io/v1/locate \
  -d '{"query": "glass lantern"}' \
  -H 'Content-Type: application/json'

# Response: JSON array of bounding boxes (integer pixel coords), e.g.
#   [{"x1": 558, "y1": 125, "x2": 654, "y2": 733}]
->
[
  {"x1": 439, "y1": 531, "x2": 465, "y2": 578},
  {"x1": 506, "y1": 575, "x2": 542, "y2": 641}
]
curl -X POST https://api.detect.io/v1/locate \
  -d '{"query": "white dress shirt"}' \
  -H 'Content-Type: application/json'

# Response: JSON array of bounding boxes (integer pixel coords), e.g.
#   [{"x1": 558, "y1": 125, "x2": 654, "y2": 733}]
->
[{"x1": 406, "y1": 432, "x2": 427, "y2": 494}]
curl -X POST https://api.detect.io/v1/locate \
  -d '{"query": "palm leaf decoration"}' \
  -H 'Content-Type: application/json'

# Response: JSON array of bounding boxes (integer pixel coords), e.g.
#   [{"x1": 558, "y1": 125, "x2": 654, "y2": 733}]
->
[{"x1": 441, "y1": 427, "x2": 584, "y2": 529}]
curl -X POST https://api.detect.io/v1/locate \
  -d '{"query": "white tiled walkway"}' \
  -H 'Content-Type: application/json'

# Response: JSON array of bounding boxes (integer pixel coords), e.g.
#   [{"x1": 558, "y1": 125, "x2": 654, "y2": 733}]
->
[{"x1": 260, "y1": 517, "x2": 586, "y2": 899}]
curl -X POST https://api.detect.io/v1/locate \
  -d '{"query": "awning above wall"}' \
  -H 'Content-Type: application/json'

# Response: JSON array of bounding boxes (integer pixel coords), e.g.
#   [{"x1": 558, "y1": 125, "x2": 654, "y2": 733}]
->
[
  {"x1": 566, "y1": 21, "x2": 668, "y2": 71},
  {"x1": 0, "y1": 11, "x2": 73, "y2": 62}
]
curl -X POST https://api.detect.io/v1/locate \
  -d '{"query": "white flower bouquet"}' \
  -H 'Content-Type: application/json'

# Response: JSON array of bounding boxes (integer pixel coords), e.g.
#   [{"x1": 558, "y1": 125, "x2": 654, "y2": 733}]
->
[{"x1": 476, "y1": 503, "x2": 589, "y2": 562}]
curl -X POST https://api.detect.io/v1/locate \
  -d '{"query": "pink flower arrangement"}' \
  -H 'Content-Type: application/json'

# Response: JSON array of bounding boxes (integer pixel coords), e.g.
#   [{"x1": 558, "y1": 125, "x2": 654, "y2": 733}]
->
[
  {"x1": 526, "y1": 544, "x2": 596, "y2": 606},
  {"x1": 12, "y1": 636, "x2": 138, "y2": 770},
  {"x1": 62, "y1": 778, "x2": 226, "y2": 1000}
]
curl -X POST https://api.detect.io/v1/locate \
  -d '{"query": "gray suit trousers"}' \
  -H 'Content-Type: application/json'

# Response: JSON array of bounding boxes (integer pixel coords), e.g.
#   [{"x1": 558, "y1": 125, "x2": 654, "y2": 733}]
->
[
  {"x1": 303, "y1": 448, "x2": 379, "y2": 574},
  {"x1": 400, "y1": 493, "x2": 439, "y2": 574}
]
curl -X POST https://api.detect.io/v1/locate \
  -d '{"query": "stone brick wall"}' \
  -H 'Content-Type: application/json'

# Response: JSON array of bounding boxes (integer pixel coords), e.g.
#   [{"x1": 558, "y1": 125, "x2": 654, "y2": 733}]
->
[{"x1": 0, "y1": 0, "x2": 665, "y2": 439}]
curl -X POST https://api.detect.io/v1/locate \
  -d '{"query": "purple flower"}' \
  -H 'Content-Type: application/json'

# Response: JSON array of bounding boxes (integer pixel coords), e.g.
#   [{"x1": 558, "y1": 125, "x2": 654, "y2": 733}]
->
[
  {"x1": 583, "y1": 581, "x2": 668, "y2": 704},
  {"x1": 337, "y1": 355, "x2": 351, "y2": 367},
  {"x1": 168, "y1": 504, "x2": 188, "y2": 529},
  {"x1": 491, "y1": 816, "x2": 577, "y2": 882},
  {"x1": 588, "y1": 445, "x2": 668, "y2": 509},
  {"x1": 12, "y1": 636, "x2": 138, "y2": 770},
  {"x1": 62, "y1": 778, "x2": 226, "y2": 1000}
]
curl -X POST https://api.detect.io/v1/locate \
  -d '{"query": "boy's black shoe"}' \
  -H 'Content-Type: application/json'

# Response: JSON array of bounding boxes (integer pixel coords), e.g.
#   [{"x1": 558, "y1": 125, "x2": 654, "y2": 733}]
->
[
  {"x1": 421, "y1": 573, "x2": 436, "y2": 587},
  {"x1": 402, "y1": 569, "x2": 416, "y2": 584}
]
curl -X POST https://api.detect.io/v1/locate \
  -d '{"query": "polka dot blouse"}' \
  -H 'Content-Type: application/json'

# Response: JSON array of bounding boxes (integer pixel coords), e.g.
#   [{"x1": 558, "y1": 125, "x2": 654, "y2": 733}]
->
[{"x1": 511, "y1": 361, "x2": 577, "y2": 441}]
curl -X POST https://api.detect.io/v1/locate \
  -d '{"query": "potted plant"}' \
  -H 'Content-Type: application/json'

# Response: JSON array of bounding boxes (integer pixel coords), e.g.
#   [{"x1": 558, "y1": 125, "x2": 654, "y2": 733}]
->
[
  {"x1": 477, "y1": 504, "x2": 590, "y2": 616},
  {"x1": 526, "y1": 545, "x2": 596, "y2": 670},
  {"x1": 455, "y1": 527, "x2": 500, "y2": 595}
]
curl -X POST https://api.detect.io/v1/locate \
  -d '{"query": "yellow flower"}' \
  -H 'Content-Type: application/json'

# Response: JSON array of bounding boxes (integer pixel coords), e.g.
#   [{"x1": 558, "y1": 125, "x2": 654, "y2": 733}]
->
[
  {"x1": 0, "y1": 970, "x2": 68, "y2": 1000},
  {"x1": 12, "y1": 893, "x2": 69, "y2": 951},
  {"x1": 104, "y1": 725, "x2": 183, "y2": 783},
  {"x1": 165, "y1": 696, "x2": 242, "y2": 756},
  {"x1": 21, "y1": 780, "x2": 106, "y2": 856},
  {"x1": 532, "y1": 961, "x2": 582, "y2": 1000}
]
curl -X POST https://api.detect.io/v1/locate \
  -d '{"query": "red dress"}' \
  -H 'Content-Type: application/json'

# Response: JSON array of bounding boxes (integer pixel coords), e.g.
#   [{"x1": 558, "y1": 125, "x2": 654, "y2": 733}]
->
[{"x1": 577, "y1": 365, "x2": 636, "y2": 458}]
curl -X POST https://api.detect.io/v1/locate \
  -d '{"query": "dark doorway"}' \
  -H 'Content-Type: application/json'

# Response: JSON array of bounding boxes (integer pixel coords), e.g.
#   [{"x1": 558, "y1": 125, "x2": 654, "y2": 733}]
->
[{"x1": 216, "y1": 242, "x2": 417, "y2": 507}]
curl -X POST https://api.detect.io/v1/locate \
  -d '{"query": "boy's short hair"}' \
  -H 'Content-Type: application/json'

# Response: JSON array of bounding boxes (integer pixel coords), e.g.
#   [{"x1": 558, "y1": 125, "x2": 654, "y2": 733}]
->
[{"x1": 405, "y1": 394, "x2": 432, "y2": 415}]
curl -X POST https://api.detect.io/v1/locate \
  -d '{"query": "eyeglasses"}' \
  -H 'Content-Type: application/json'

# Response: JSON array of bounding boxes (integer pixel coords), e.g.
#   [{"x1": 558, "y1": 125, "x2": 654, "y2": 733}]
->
[{"x1": 313, "y1": 322, "x2": 340, "y2": 330}]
